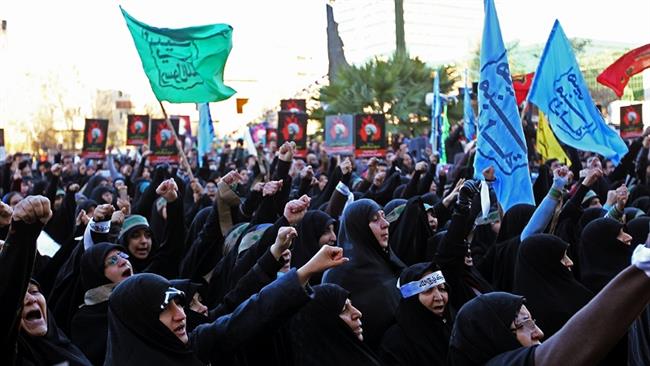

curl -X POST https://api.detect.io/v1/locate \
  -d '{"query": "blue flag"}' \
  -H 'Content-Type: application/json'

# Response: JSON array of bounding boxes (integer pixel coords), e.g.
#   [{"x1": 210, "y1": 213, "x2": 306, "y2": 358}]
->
[
  {"x1": 197, "y1": 103, "x2": 215, "y2": 167},
  {"x1": 430, "y1": 70, "x2": 441, "y2": 153},
  {"x1": 474, "y1": 0, "x2": 534, "y2": 211},
  {"x1": 528, "y1": 20, "x2": 628, "y2": 164},
  {"x1": 463, "y1": 69, "x2": 477, "y2": 140}
]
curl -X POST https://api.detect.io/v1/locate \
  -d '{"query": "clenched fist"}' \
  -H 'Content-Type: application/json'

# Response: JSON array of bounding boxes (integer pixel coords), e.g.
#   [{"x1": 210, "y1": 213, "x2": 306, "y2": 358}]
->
[{"x1": 13, "y1": 196, "x2": 52, "y2": 225}]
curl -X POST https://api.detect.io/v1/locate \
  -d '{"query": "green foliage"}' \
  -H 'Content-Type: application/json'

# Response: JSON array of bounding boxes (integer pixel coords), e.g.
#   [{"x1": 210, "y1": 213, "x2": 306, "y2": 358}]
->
[{"x1": 318, "y1": 52, "x2": 460, "y2": 135}]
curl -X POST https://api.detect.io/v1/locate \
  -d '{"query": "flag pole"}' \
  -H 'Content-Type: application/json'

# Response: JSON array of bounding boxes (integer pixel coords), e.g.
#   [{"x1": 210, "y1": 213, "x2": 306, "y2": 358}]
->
[{"x1": 158, "y1": 100, "x2": 195, "y2": 180}]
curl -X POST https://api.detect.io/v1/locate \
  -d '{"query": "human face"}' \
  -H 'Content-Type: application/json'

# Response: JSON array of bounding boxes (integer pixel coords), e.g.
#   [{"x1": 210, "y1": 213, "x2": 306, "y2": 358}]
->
[
  {"x1": 21, "y1": 283, "x2": 48, "y2": 337},
  {"x1": 238, "y1": 170, "x2": 249, "y2": 185},
  {"x1": 617, "y1": 228, "x2": 632, "y2": 246},
  {"x1": 369, "y1": 210, "x2": 389, "y2": 247},
  {"x1": 103, "y1": 249, "x2": 133, "y2": 284},
  {"x1": 159, "y1": 299, "x2": 188, "y2": 344},
  {"x1": 127, "y1": 228, "x2": 152, "y2": 259},
  {"x1": 339, "y1": 298, "x2": 363, "y2": 341},
  {"x1": 427, "y1": 211, "x2": 438, "y2": 231},
  {"x1": 549, "y1": 160, "x2": 561, "y2": 172},
  {"x1": 510, "y1": 305, "x2": 544, "y2": 346},
  {"x1": 417, "y1": 272, "x2": 448, "y2": 317},
  {"x1": 588, "y1": 198, "x2": 602, "y2": 209},
  {"x1": 560, "y1": 250, "x2": 574, "y2": 270},
  {"x1": 318, "y1": 224, "x2": 337, "y2": 247},
  {"x1": 189, "y1": 293, "x2": 208, "y2": 317},
  {"x1": 205, "y1": 182, "x2": 217, "y2": 200},
  {"x1": 101, "y1": 191, "x2": 114, "y2": 204}
]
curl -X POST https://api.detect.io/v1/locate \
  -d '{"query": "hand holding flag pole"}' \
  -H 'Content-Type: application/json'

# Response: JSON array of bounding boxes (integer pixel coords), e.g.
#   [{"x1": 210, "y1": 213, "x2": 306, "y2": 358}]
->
[{"x1": 158, "y1": 100, "x2": 194, "y2": 180}]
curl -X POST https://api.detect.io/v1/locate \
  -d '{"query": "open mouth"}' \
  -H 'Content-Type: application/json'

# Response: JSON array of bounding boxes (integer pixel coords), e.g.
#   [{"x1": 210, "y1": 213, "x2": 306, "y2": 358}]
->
[
  {"x1": 173, "y1": 324, "x2": 186, "y2": 336},
  {"x1": 433, "y1": 305, "x2": 445, "y2": 312},
  {"x1": 122, "y1": 268, "x2": 133, "y2": 278},
  {"x1": 25, "y1": 309, "x2": 42, "y2": 321}
]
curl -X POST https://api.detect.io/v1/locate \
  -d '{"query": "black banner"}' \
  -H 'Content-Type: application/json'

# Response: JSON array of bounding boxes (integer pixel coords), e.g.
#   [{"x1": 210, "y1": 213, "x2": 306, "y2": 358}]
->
[
  {"x1": 82, "y1": 118, "x2": 109, "y2": 159},
  {"x1": 620, "y1": 103, "x2": 643, "y2": 139},
  {"x1": 126, "y1": 114, "x2": 150, "y2": 146},
  {"x1": 354, "y1": 114, "x2": 386, "y2": 157},
  {"x1": 280, "y1": 99, "x2": 306, "y2": 113},
  {"x1": 149, "y1": 118, "x2": 180, "y2": 164},
  {"x1": 278, "y1": 111, "x2": 308, "y2": 157}
]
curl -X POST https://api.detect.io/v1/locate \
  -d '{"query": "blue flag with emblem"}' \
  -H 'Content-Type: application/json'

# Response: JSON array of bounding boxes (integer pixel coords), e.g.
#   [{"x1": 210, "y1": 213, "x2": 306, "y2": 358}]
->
[
  {"x1": 474, "y1": 0, "x2": 534, "y2": 211},
  {"x1": 528, "y1": 20, "x2": 628, "y2": 165},
  {"x1": 430, "y1": 70, "x2": 442, "y2": 154},
  {"x1": 197, "y1": 103, "x2": 215, "y2": 167},
  {"x1": 463, "y1": 69, "x2": 477, "y2": 140}
]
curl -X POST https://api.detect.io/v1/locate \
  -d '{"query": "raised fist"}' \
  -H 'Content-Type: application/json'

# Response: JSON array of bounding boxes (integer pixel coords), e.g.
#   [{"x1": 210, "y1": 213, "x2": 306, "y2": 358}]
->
[
  {"x1": 156, "y1": 178, "x2": 179, "y2": 202},
  {"x1": 93, "y1": 204, "x2": 114, "y2": 222},
  {"x1": 13, "y1": 196, "x2": 52, "y2": 225},
  {"x1": 284, "y1": 195, "x2": 310, "y2": 225}
]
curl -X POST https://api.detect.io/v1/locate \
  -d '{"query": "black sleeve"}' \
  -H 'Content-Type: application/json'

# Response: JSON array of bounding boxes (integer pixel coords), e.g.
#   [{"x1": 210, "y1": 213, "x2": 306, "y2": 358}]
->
[
  {"x1": 401, "y1": 170, "x2": 422, "y2": 199},
  {"x1": 43, "y1": 186, "x2": 77, "y2": 245},
  {"x1": 0, "y1": 220, "x2": 43, "y2": 363},
  {"x1": 418, "y1": 163, "x2": 437, "y2": 195},
  {"x1": 208, "y1": 249, "x2": 283, "y2": 320},
  {"x1": 240, "y1": 189, "x2": 263, "y2": 219},
  {"x1": 310, "y1": 166, "x2": 343, "y2": 209},
  {"x1": 143, "y1": 199, "x2": 186, "y2": 279},
  {"x1": 636, "y1": 146, "x2": 649, "y2": 184},
  {"x1": 190, "y1": 270, "x2": 311, "y2": 363},
  {"x1": 44, "y1": 173, "x2": 60, "y2": 204},
  {"x1": 179, "y1": 199, "x2": 225, "y2": 282},
  {"x1": 227, "y1": 216, "x2": 289, "y2": 291},
  {"x1": 132, "y1": 166, "x2": 167, "y2": 221},
  {"x1": 609, "y1": 138, "x2": 641, "y2": 183}
]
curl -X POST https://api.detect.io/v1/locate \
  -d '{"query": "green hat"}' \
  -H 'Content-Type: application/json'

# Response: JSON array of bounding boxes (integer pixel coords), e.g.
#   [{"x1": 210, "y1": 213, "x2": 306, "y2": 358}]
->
[
  {"x1": 581, "y1": 190, "x2": 597, "y2": 206},
  {"x1": 385, "y1": 204, "x2": 406, "y2": 224},
  {"x1": 56, "y1": 189, "x2": 65, "y2": 196},
  {"x1": 119, "y1": 215, "x2": 150, "y2": 241}
]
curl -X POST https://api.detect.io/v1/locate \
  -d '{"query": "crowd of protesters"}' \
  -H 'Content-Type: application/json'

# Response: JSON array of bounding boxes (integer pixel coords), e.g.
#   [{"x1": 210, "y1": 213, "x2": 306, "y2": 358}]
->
[{"x1": 4, "y1": 123, "x2": 650, "y2": 366}]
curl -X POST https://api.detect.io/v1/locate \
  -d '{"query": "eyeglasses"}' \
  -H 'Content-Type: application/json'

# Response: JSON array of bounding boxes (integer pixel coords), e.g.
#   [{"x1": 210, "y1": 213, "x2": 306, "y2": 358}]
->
[
  {"x1": 105, "y1": 252, "x2": 129, "y2": 267},
  {"x1": 510, "y1": 318, "x2": 537, "y2": 332},
  {"x1": 160, "y1": 287, "x2": 186, "y2": 310}
]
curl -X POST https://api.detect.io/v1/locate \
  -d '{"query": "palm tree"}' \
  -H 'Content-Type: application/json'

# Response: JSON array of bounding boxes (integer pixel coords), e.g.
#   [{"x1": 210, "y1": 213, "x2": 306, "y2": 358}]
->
[{"x1": 319, "y1": 52, "x2": 460, "y2": 135}]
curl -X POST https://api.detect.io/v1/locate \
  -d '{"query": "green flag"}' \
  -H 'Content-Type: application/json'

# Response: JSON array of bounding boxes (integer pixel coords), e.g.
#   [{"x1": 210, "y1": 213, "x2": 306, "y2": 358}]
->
[{"x1": 120, "y1": 7, "x2": 236, "y2": 103}]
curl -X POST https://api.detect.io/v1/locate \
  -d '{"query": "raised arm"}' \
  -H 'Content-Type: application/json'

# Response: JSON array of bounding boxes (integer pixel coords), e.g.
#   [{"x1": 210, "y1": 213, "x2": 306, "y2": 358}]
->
[
  {"x1": 535, "y1": 244, "x2": 650, "y2": 366},
  {"x1": 520, "y1": 167, "x2": 569, "y2": 241},
  {"x1": 191, "y1": 245, "x2": 347, "y2": 362},
  {"x1": 0, "y1": 197, "x2": 51, "y2": 361}
]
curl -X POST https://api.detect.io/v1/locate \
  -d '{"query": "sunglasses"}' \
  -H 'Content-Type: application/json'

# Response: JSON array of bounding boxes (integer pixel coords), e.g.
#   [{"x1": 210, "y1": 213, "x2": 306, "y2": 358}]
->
[
  {"x1": 105, "y1": 252, "x2": 129, "y2": 267},
  {"x1": 160, "y1": 287, "x2": 186, "y2": 310}
]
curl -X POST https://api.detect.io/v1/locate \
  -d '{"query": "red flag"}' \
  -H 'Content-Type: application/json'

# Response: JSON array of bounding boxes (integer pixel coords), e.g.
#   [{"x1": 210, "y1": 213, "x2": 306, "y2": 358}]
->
[
  {"x1": 512, "y1": 72, "x2": 534, "y2": 105},
  {"x1": 597, "y1": 44, "x2": 650, "y2": 97}
]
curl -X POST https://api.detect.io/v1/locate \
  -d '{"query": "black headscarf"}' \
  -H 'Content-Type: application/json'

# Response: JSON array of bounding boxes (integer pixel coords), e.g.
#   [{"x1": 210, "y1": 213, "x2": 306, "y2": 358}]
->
[
  {"x1": 105, "y1": 273, "x2": 202, "y2": 365},
  {"x1": 381, "y1": 262, "x2": 453, "y2": 365},
  {"x1": 631, "y1": 196, "x2": 650, "y2": 214},
  {"x1": 290, "y1": 284, "x2": 381, "y2": 366},
  {"x1": 169, "y1": 279, "x2": 209, "y2": 333},
  {"x1": 322, "y1": 199, "x2": 405, "y2": 349},
  {"x1": 478, "y1": 204, "x2": 535, "y2": 292},
  {"x1": 388, "y1": 196, "x2": 434, "y2": 265},
  {"x1": 448, "y1": 292, "x2": 525, "y2": 366},
  {"x1": 71, "y1": 243, "x2": 127, "y2": 366},
  {"x1": 80, "y1": 242, "x2": 127, "y2": 291},
  {"x1": 579, "y1": 218, "x2": 631, "y2": 293},
  {"x1": 81, "y1": 175, "x2": 108, "y2": 198},
  {"x1": 16, "y1": 281, "x2": 92, "y2": 366},
  {"x1": 89, "y1": 185, "x2": 114, "y2": 205},
  {"x1": 513, "y1": 234, "x2": 592, "y2": 338},
  {"x1": 626, "y1": 216, "x2": 650, "y2": 247},
  {"x1": 292, "y1": 210, "x2": 336, "y2": 270}
]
